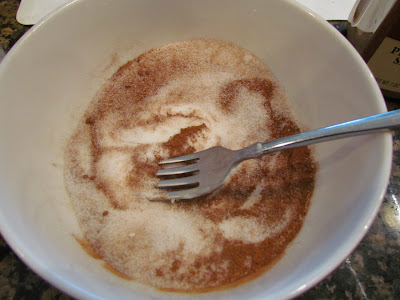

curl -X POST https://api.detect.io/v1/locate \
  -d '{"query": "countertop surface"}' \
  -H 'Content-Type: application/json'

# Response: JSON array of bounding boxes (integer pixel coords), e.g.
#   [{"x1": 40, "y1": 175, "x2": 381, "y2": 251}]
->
[{"x1": 1, "y1": 0, "x2": 399, "y2": 299}]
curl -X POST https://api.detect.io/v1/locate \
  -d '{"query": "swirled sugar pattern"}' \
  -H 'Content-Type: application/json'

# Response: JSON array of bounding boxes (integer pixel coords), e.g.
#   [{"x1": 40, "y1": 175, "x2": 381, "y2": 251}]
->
[{"x1": 65, "y1": 40, "x2": 316, "y2": 291}]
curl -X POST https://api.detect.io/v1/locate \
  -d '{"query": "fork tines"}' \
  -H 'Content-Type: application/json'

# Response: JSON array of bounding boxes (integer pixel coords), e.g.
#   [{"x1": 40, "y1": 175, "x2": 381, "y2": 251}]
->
[
  {"x1": 156, "y1": 153, "x2": 200, "y2": 191},
  {"x1": 158, "y1": 153, "x2": 199, "y2": 165}
]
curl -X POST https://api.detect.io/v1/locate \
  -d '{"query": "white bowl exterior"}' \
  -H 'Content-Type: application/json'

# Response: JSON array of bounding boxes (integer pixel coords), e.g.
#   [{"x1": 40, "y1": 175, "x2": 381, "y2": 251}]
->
[{"x1": 0, "y1": 0, "x2": 391, "y2": 299}]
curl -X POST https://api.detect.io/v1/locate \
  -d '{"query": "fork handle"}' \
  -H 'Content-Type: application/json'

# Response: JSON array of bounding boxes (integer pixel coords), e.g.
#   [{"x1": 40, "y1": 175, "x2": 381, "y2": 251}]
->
[{"x1": 238, "y1": 109, "x2": 400, "y2": 160}]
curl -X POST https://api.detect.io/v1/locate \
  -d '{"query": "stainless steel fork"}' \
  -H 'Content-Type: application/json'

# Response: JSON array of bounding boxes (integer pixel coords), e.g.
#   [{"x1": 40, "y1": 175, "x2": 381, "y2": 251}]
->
[{"x1": 156, "y1": 109, "x2": 400, "y2": 200}]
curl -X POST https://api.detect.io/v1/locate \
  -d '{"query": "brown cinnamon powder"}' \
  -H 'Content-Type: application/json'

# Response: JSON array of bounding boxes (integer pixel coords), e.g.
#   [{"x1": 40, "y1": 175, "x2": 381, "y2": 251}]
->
[{"x1": 65, "y1": 39, "x2": 316, "y2": 291}]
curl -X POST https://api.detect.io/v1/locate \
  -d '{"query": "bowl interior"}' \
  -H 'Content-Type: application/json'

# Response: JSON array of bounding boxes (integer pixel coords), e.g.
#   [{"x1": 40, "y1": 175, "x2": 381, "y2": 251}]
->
[{"x1": 0, "y1": 0, "x2": 391, "y2": 299}]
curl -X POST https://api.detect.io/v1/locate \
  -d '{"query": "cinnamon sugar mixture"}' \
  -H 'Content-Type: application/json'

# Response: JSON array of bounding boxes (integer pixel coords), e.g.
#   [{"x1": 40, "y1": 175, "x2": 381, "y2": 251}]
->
[{"x1": 64, "y1": 40, "x2": 316, "y2": 291}]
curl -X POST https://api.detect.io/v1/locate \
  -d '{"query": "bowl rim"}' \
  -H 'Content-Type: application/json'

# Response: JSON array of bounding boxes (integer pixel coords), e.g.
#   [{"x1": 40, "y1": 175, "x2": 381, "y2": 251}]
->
[{"x1": 0, "y1": 0, "x2": 392, "y2": 299}]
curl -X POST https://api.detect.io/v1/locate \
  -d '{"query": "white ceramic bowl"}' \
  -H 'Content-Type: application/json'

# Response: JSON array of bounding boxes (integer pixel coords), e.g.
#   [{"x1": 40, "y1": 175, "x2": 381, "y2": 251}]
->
[{"x1": 0, "y1": 0, "x2": 392, "y2": 299}]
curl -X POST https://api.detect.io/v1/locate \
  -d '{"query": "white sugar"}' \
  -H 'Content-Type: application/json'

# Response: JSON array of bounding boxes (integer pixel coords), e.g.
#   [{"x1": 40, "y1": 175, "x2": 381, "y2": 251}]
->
[
  {"x1": 219, "y1": 209, "x2": 293, "y2": 244},
  {"x1": 64, "y1": 39, "x2": 306, "y2": 290}
]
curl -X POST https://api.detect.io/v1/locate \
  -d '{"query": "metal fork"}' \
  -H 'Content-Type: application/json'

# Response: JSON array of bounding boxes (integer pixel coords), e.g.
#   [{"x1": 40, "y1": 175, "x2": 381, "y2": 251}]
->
[{"x1": 156, "y1": 109, "x2": 400, "y2": 200}]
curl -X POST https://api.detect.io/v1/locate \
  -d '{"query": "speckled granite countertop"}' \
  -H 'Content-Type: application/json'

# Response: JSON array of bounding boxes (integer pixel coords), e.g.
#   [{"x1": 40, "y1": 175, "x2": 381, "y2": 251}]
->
[{"x1": 1, "y1": 1, "x2": 399, "y2": 299}]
